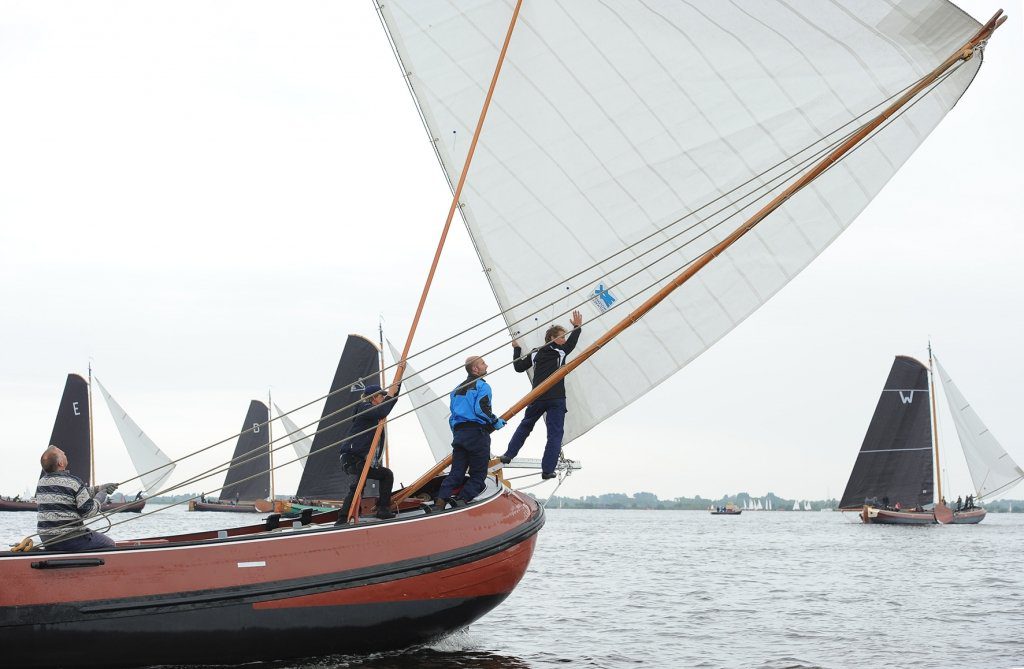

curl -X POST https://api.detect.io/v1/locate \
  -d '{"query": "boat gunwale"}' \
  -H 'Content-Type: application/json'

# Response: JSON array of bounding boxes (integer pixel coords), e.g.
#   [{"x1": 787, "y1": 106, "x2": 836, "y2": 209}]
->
[{"x1": 0, "y1": 479, "x2": 520, "y2": 560}]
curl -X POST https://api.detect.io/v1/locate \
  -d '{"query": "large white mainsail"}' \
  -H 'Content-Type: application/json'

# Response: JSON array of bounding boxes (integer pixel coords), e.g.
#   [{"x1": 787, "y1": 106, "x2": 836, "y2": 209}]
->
[
  {"x1": 934, "y1": 356, "x2": 1023, "y2": 500},
  {"x1": 94, "y1": 378, "x2": 175, "y2": 494},
  {"x1": 387, "y1": 339, "x2": 452, "y2": 463},
  {"x1": 379, "y1": 1, "x2": 985, "y2": 445},
  {"x1": 272, "y1": 402, "x2": 312, "y2": 465}
]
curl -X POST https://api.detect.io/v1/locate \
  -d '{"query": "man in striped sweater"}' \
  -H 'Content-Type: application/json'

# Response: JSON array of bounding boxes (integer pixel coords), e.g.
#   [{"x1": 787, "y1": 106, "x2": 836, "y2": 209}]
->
[{"x1": 36, "y1": 446, "x2": 119, "y2": 552}]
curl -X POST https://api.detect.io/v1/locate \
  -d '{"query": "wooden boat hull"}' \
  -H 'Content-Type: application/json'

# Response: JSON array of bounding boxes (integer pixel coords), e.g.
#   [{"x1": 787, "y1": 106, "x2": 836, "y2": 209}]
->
[
  {"x1": 948, "y1": 508, "x2": 986, "y2": 524},
  {"x1": 188, "y1": 500, "x2": 262, "y2": 513},
  {"x1": 860, "y1": 505, "x2": 935, "y2": 525},
  {"x1": 101, "y1": 499, "x2": 145, "y2": 514},
  {"x1": 1, "y1": 499, "x2": 145, "y2": 514},
  {"x1": 0, "y1": 499, "x2": 38, "y2": 512},
  {"x1": 0, "y1": 485, "x2": 542, "y2": 668}
]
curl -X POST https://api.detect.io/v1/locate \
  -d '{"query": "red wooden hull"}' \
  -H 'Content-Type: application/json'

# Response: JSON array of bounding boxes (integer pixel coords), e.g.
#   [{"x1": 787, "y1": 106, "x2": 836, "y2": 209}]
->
[
  {"x1": 0, "y1": 483, "x2": 542, "y2": 667},
  {"x1": 0, "y1": 499, "x2": 145, "y2": 513},
  {"x1": 860, "y1": 506, "x2": 935, "y2": 525}
]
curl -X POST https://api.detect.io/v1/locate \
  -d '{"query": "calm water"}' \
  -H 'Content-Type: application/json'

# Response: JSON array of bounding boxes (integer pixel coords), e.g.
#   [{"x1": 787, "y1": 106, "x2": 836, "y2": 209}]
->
[{"x1": 4, "y1": 507, "x2": 1024, "y2": 668}]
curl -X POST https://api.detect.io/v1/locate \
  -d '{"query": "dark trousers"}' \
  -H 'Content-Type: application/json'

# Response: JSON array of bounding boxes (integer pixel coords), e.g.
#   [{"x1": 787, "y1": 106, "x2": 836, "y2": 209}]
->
[
  {"x1": 438, "y1": 425, "x2": 491, "y2": 502},
  {"x1": 340, "y1": 454, "x2": 394, "y2": 512},
  {"x1": 503, "y1": 397, "x2": 566, "y2": 474},
  {"x1": 46, "y1": 530, "x2": 116, "y2": 552}
]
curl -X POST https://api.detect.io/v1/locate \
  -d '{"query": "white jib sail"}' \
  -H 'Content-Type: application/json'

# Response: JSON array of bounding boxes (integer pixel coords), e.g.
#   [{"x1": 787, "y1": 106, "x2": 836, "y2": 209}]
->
[
  {"x1": 94, "y1": 378, "x2": 175, "y2": 494},
  {"x1": 272, "y1": 402, "x2": 312, "y2": 465},
  {"x1": 934, "y1": 356, "x2": 1023, "y2": 500},
  {"x1": 387, "y1": 339, "x2": 452, "y2": 463},
  {"x1": 379, "y1": 1, "x2": 984, "y2": 445}
]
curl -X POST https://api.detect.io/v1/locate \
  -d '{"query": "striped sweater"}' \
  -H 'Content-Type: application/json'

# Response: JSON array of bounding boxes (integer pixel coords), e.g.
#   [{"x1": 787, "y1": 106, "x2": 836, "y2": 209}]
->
[{"x1": 35, "y1": 471, "x2": 100, "y2": 542}]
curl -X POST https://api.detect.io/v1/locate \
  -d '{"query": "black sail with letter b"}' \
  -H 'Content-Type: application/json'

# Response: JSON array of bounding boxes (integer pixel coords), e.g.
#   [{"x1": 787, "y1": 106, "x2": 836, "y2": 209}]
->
[
  {"x1": 840, "y1": 356, "x2": 934, "y2": 509},
  {"x1": 221, "y1": 401, "x2": 270, "y2": 502}
]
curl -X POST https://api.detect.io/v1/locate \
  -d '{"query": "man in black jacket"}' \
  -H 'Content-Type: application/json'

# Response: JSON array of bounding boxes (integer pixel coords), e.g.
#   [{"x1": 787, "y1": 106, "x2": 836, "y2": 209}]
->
[
  {"x1": 336, "y1": 373, "x2": 402, "y2": 523},
  {"x1": 500, "y1": 310, "x2": 583, "y2": 478}
]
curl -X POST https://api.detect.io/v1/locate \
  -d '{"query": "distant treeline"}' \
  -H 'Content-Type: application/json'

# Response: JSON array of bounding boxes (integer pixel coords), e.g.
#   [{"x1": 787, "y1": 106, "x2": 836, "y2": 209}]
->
[{"x1": 547, "y1": 492, "x2": 1024, "y2": 512}]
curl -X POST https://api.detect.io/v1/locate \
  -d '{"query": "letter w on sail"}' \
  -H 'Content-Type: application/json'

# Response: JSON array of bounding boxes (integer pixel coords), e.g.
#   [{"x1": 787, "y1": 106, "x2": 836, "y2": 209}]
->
[{"x1": 884, "y1": 389, "x2": 929, "y2": 404}]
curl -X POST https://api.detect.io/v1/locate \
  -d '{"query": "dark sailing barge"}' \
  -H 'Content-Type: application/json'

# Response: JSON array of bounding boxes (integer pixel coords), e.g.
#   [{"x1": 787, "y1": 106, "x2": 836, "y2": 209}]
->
[{"x1": 0, "y1": 478, "x2": 542, "y2": 668}]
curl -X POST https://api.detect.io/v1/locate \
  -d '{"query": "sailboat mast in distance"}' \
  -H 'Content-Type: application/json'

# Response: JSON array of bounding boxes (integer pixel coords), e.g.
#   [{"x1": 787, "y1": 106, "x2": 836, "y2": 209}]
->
[
  {"x1": 268, "y1": 389, "x2": 274, "y2": 502},
  {"x1": 928, "y1": 343, "x2": 944, "y2": 503},
  {"x1": 88, "y1": 363, "x2": 96, "y2": 487}
]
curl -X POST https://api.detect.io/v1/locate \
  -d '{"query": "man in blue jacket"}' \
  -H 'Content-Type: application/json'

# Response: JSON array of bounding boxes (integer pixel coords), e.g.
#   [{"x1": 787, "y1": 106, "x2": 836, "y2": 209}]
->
[
  {"x1": 500, "y1": 309, "x2": 583, "y2": 478},
  {"x1": 337, "y1": 373, "x2": 402, "y2": 522},
  {"x1": 436, "y1": 355, "x2": 505, "y2": 507}
]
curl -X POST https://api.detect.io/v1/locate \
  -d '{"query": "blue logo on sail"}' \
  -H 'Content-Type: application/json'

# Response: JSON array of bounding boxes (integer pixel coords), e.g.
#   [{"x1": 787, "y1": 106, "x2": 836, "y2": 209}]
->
[{"x1": 591, "y1": 283, "x2": 616, "y2": 313}]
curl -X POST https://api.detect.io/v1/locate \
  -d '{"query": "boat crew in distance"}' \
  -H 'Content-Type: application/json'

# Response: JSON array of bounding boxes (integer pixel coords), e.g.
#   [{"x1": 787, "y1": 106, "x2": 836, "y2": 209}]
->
[
  {"x1": 500, "y1": 310, "x2": 584, "y2": 478},
  {"x1": 437, "y1": 355, "x2": 505, "y2": 508},
  {"x1": 36, "y1": 446, "x2": 118, "y2": 552},
  {"x1": 337, "y1": 374, "x2": 403, "y2": 522}
]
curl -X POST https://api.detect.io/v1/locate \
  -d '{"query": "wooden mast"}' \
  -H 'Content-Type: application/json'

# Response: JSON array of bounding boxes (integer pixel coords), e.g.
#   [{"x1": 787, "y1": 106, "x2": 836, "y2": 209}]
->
[
  {"x1": 268, "y1": 389, "x2": 275, "y2": 504},
  {"x1": 928, "y1": 342, "x2": 943, "y2": 505},
  {"x1": 379, "y1": 320, "x2": 389, "y2": 469},
  {"x1": 392, "y1": 11, "x2": 1007, "y2": 506},
  {"x1": 346, "y1": 0, "x2": 525, "y2": 522},
  {"x1": 88, "y1": 361, "x2": 96, "y2": 488}
]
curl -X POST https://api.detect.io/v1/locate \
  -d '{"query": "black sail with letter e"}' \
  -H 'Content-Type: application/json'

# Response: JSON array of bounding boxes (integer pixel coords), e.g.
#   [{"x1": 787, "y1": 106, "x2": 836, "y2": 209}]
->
[
  {"x1": 41, "y1": 374, "x2": 92, "y2": 486},
  {"x1": 840, "y1": 356, "x2": 934, "y2": 509}
]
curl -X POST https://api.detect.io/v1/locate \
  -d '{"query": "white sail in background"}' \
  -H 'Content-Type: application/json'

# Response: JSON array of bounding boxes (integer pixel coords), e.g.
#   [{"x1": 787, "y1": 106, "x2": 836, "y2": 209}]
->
[
  {"x1": 272, "y1": 402, "x2": 311, "y2": 465},
  {"x1": 95, "y1": 378, "x2": 175, "y2": 494},
  {"x1": 379, "y1": 1, "x2": 984, "y2": 446},
  {"x1": 934, "y1": 357, "x2": 1023, "y2": 499},
  {"x1": 387, "y1": 339, "x2": 452, "y2": 463},
  {"x1": 793, "y1": 500, "x2": 799, "y2": 511}
]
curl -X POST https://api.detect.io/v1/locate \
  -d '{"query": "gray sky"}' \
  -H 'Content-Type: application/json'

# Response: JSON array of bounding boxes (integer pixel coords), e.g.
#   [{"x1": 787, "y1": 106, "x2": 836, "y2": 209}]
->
[{"x1": 1, "y1": 1, "x2": 1021, "y2": 503}]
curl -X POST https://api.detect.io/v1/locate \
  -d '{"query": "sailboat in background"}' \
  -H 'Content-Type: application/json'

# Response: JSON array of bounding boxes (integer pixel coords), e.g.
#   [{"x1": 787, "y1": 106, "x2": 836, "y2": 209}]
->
[
  {"x1": 840, "y1": 347, "x2": 1021, "y2": 525},
  {"x1": 189, "y1": 401, "x2": 273, "y2": 513},
  {"x1": 0, "y1": 373, "x2": 173, "y2": 513}
]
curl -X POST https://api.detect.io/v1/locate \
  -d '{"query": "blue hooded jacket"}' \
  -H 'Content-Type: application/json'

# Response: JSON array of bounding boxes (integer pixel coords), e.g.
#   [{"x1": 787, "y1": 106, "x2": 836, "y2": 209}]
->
[{"x1": 449, "y1": 375, "x2": 505, "y2": 431}]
